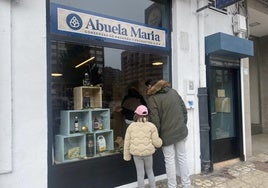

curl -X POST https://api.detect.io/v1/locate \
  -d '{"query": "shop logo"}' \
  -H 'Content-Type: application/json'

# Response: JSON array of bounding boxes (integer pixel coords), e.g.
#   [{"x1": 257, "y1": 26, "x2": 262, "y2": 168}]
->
[{"x1": 66, "y1": 13, "x2": 83, "y2": 30}]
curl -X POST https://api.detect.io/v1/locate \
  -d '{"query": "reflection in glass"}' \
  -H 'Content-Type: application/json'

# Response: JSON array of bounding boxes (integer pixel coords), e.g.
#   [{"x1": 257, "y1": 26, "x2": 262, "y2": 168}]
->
[
  {"x1": 210, "y1": 69, "x2": 235, "y2": 140},
  {"x1": 50, "y1": 41, "x2": 168, "y2": 161},
  {"x1": 49, "y1": 0, "x2": 171, "y2": 163}
]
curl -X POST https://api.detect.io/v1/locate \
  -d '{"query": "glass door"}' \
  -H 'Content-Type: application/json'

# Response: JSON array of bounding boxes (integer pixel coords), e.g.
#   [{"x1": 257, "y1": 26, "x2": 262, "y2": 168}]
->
[{"x1": 209, "y1": 66, "x2": 242, "y2": 163}]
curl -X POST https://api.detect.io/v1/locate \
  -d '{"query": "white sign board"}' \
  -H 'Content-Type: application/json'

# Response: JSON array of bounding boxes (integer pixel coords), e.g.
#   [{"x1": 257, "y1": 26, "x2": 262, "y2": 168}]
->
[{"x1": 51, "y1": 3, "x2": 167, "y2": 50}]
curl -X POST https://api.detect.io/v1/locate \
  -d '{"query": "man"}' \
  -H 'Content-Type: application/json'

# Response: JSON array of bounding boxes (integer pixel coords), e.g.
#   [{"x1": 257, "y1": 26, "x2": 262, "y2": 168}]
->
[{"x1": 146, "y1": 79, "x2": 191, "y2": 188}]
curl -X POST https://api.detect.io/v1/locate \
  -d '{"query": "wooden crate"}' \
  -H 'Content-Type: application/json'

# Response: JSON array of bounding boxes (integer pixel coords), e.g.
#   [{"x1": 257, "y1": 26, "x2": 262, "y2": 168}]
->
[
  {"x1": 60, "y1": 110, "x2": 90, "y2": 136},
  {"x1": 55, "y1": 134, "x2": 86, "y2": 163},
  {"x1": 73, "y1": 86, "x2": 102, "y2": 110}
]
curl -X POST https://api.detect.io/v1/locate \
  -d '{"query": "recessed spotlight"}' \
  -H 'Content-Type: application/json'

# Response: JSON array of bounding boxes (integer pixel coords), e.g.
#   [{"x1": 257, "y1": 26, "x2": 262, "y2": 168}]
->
[
  {"x1": 152, "y1": 61, "x2": 163, "y2": 66},
  {"x1": 51, "y1": 73, "x2": 63, "y2": 77}
]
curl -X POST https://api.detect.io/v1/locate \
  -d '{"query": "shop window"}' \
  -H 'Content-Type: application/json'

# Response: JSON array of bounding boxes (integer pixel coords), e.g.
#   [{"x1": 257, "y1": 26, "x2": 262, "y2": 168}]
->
[
  {"x1": 50, "y1": 41, "x2": 168, "y2": 164},
  {"x1": 49, "y1": 0, "x2": 171, "y2": 164}
]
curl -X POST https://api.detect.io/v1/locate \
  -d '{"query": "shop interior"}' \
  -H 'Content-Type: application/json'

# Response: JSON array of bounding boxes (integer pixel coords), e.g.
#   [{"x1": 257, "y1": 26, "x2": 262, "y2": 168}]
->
[{"x1": 50, "y1": 40, "x2": 169, "y2": 163}]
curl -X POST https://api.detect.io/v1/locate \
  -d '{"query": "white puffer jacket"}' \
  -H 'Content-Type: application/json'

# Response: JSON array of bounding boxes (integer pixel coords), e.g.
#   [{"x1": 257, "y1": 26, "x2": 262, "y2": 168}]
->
[{"x1": 123, "y1": 121, "x2": 162, "y2": 161}]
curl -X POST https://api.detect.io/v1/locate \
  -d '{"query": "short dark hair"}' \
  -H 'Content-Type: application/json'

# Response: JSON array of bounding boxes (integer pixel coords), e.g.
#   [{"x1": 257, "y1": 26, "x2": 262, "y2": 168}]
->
[{"x1": 145, "y1": 79, "x2": 152, "y2": 87}]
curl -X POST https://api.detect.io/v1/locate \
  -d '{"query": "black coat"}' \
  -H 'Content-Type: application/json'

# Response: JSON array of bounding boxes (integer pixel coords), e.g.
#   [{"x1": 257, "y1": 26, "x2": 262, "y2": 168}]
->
[{"x1": 121, "y1": 88, "x2": 147, "y2": 120}]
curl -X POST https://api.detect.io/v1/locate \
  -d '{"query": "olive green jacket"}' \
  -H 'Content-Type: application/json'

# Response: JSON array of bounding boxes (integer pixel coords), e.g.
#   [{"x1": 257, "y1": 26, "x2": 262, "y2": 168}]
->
[{"x1": 147, "y1": 80, "x2": 188, "y2": 146}]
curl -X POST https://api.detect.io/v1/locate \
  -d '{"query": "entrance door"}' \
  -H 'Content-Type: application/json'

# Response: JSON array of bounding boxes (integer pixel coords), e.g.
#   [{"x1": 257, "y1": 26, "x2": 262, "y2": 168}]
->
[{"x1": 208, "y1": 65, "x2": 242, "y2": 163}]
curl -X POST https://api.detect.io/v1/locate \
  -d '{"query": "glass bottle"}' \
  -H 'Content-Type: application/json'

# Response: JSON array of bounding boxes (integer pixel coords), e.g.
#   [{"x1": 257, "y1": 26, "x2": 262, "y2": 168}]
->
[
  {"x1": 74, "y1": 116, "x2": 79, "y2": 133},
  {"x1": 83, "y1": 72, "x2": 90, "y2": 86},
  {"x1": 94, "y1": 116, "x2": 99, "y2": 130},
  {"x1": 83, "y1": 91, "x2": 90, "y2": 109},
  {"x1": 86, "y1": 134, "x2": 94, "y2": 157}
]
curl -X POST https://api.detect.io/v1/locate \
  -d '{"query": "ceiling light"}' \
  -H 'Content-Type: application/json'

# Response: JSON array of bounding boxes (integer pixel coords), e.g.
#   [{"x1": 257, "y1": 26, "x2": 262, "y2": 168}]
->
[
  {"x1": 51, "y1": 73, "x2": 63, "y2": 77},
  {"x1": 75, "y1": 57, "x2": 95, "y2": 68},
  {"x1": 152, "y1": 61, "x2": 163, "y2": 66}
]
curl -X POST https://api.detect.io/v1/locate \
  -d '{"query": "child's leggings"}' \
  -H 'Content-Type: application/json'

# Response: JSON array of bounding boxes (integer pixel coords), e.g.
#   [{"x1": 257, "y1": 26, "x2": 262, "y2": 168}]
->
[{"x1": 133, "y1": 155, "x2": 155, "y2": 188}]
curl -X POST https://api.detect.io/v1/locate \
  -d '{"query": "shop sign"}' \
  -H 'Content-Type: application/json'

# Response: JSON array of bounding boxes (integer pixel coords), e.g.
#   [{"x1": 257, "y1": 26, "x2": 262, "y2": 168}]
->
[
  {"x1": 216, "y1": 0, "x2": 241, "y2": 9},
  {"x1": 51, "y1": 3, "x2": 167, "y2": 50}
]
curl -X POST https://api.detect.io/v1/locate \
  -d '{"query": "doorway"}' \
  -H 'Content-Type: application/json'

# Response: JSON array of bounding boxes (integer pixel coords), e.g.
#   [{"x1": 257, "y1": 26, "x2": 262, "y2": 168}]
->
[{"x1": 207, "y1": 58, "x2": 243, "y2": 163}]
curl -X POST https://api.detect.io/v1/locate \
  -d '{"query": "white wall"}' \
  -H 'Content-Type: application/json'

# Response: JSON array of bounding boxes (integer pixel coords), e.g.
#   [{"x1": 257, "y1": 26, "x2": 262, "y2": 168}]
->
[
  {"x1": 171, "y1": 0, "x2": 240, "y2": 175},
  {"x1": 172, "y1": 0, "x2": 201, "y2": 175},
  {"x1": 203, "y1": 8, "x2": 234, "y2": 36},
  {"x1": 0, "y1": 0, "x2": 47, "y2": 187},
  {"x1": 249, "y1": 44, "x2": 260, "y2": 125},
  {"x1": 0, "y1": 0, "x2": 12, "y2": 175}
]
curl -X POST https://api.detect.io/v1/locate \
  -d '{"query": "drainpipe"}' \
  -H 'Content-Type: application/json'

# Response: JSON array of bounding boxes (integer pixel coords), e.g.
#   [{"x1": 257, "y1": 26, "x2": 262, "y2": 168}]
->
[
  {"x1": 198, "y1": 88, "x2": 212, "y2": 173},
  {"x1": 197, "y1": 0, "x2": 213, "y2": 173}
]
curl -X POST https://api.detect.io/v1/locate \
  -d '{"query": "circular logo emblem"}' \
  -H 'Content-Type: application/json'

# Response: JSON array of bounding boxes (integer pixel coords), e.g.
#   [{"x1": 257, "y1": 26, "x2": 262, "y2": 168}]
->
[{"x1": 66, "y1": 13, "x2": 83, "y2": 30}]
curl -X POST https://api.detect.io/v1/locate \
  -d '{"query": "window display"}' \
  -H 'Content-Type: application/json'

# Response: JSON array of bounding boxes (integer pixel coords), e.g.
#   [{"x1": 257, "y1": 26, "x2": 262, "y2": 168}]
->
[
  {"x1": 50, "y1": 40, "x2": 169, "y2": 164},
  {"x1": 50, "y1": 40, "x2": 170, "y2": 164},
  {"x1": 49, "y1": 1, "x2": 171, "y2": 188},
  {"x1": 55, "y1": 108, "x2": 114, "y2": 163}
]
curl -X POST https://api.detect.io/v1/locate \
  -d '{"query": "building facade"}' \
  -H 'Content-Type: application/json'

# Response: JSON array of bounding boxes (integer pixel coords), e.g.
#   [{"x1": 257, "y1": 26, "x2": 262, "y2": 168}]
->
[{"x1": 0, "y1": 0, "x2": 260, "y2": 188}]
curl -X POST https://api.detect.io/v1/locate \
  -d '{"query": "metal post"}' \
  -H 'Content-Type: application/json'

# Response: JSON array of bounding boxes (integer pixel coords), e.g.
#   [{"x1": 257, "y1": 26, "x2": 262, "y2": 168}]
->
[{"x1": 198, "y1": 87, "x2": 213, "y2": 173}]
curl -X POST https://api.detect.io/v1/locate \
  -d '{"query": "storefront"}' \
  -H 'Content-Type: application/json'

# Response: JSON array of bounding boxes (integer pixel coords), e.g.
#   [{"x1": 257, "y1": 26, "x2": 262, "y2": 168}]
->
[
  {"x1": 0, "y1": 1, "x2": 256, "y2": 188},
  {"x1": 48, "y1": 1, "x2": 172, "y2": 187}
]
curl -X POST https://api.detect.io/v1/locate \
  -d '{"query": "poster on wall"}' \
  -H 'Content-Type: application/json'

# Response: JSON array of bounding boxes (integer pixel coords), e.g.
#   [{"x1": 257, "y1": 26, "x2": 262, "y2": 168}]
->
[{"x1": 50, "y1": 3, "x2": 168, "y2": 50}]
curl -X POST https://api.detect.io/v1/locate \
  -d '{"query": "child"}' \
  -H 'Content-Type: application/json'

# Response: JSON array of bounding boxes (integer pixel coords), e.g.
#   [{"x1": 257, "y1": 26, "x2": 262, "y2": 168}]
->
[{"x1": 123, "y1": 105, "x2": 162, "y2": 188}]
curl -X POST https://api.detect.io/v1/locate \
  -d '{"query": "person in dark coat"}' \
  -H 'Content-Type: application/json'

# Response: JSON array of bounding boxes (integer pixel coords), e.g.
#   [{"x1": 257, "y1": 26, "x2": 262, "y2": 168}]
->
[
  {"x1": 146, "y1": 80, "x2": 191, "y2": 188},
  {"x1": 121, "y1": 87, "x2": 147, "y2": 125}
]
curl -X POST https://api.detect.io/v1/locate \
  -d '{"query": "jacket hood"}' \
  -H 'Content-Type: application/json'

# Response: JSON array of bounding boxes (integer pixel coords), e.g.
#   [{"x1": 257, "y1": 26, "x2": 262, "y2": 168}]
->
[{"x1": 147, "y1": 80, "x2": 171, "y2": 96}]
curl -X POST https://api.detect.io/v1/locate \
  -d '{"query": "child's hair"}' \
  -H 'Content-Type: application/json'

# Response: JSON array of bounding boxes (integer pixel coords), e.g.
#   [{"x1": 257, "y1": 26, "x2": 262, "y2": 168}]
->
[{"x1": 133, "y1": 114, "x2": 148, "y2": 123}]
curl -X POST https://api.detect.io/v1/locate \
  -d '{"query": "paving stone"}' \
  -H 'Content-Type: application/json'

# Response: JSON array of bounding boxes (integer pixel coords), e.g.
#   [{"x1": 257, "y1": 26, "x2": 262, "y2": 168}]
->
[{"x1": 154, "y1": 153, "x2": 268, "y2": 188}]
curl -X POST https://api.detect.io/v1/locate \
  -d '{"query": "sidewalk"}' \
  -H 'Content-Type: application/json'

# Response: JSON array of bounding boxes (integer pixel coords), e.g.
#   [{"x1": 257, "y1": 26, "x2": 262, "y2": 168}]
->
[{"x1": 155, "y1": 153, "x2": 268, "y2": 188}]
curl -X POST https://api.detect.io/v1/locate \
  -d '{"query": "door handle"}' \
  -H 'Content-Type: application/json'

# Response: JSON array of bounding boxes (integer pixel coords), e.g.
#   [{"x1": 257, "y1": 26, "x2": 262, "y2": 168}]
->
[{"x1": 211, "y1": 112, "x2": 217, "y2": 115}]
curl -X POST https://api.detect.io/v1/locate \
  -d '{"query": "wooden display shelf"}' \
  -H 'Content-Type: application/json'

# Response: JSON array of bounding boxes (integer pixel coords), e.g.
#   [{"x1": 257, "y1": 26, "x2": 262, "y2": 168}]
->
[{"x1": 73, "y1": 86, "x2": 102, "y2": 110}]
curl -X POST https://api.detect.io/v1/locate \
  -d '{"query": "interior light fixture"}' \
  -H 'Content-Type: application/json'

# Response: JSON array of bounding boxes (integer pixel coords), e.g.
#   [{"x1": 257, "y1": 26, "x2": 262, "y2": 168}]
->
[
  {"x1": 51, "y1": 73, "x2": 63, "y2": 77},
  {"x1": 152, "y1": 61, "x2": 163, "y2": 66},
  {"x1": 75, "y1": 57, "x2": 95, "y2": 68}
]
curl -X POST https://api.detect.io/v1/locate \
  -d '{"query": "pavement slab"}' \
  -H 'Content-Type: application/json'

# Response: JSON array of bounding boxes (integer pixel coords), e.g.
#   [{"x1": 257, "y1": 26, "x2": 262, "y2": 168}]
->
[{"x1": 154, "y1": 153, "x2": 268, "y2": 188}]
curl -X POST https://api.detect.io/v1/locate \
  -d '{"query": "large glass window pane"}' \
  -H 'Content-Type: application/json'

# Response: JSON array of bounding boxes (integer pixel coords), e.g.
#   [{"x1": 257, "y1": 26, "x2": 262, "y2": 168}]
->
[
  {"x1": 210, "y1": 69, "x2": 236, "y2": 140},
  {"x1": 49, "y1": 0, "x2": 171, "y2": 164},
  {"x1": 51, "y1": 41, "x2": 169, "y2": 163}
]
